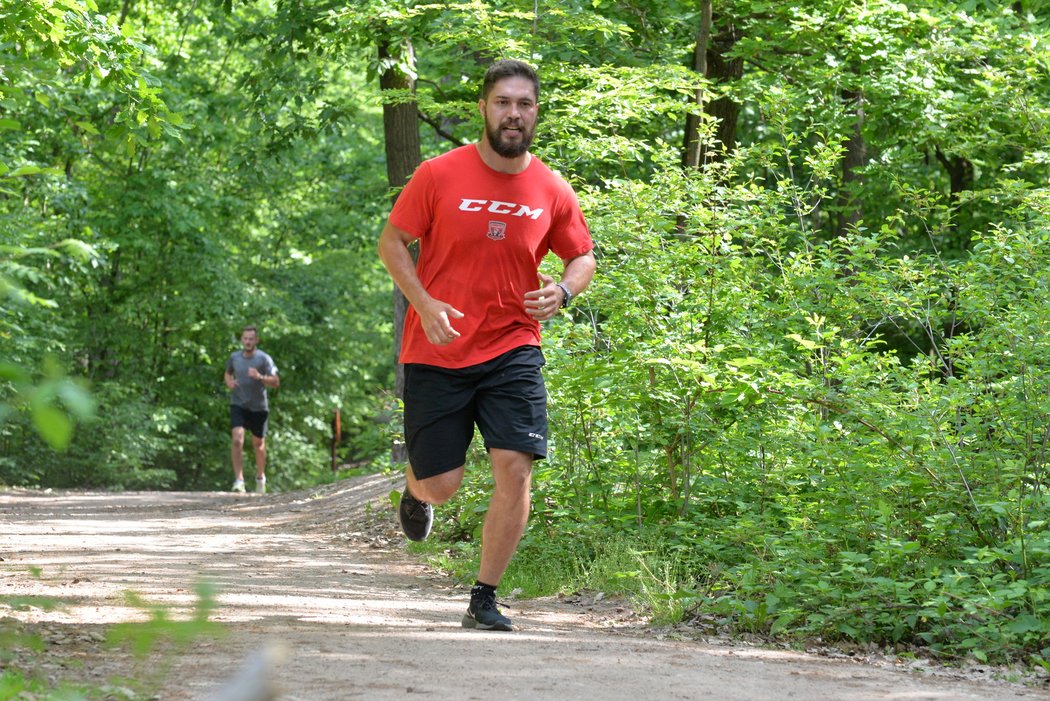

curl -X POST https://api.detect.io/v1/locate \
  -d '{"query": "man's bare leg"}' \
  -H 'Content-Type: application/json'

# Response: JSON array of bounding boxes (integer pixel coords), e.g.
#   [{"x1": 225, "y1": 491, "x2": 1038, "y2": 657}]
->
[
  {"x1": 401, "y1": 450, "x2": 531, "y2": 577},
  {"x1": 406, "y1": 466, "x2": 464, "y2": 505},
  {"x1": 478, "y1": 448, "x2": 532, "y2": 586},
  {"x1": 230, "y1": 427, "x2": 246, "y2": 483},
  {"x1": 457, "y1": 448, "x2": 531, "y2": 630},
  {"x1": 399, "y1": 465, "x2": 463, "y2": 542},
  {"x1": 251, "y1": 435, "x2": 266, "y2": 481}
]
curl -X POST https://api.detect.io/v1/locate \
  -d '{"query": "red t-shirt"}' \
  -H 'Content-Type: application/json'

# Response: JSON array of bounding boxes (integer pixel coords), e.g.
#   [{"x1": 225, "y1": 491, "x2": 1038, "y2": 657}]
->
[{"x1": 390, "y1": 144, "x2": 593, "y2": 368}]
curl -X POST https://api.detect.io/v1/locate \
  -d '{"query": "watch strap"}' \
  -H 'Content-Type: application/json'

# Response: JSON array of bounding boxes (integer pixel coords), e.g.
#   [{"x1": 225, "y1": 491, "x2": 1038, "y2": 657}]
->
[{"x1": 555, "y1": 282, "x2": 572, "y2": 308}]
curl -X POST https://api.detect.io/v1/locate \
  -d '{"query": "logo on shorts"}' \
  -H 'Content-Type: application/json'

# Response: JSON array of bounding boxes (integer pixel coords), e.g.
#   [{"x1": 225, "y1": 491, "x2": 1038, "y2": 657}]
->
[
  {"x1": 487, "y1": 221, "x2": 507, "y2": 240},
  {"x1": 528, "y1": 432, "x2": 543, "y2": 440}
]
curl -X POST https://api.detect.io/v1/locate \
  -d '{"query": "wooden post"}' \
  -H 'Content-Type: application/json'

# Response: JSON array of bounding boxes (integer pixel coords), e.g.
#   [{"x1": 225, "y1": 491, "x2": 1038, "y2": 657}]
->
[{"x1": 330, "y1": 407, "x2": 342, "y2": 473}]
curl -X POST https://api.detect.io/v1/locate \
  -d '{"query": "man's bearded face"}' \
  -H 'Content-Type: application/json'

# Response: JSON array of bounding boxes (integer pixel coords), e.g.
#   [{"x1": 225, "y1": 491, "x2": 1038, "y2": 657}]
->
[{"x1": 482, "y1": 77, "x2": 538, "y2": 158}]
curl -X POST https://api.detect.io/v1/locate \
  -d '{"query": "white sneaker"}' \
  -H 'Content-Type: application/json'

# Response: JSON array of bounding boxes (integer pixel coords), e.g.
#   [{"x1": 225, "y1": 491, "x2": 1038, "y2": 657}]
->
[
  {"x1": 232, "y1": 479, "x2": 246, "y2": 493},
  {"x1": 255, "y1": 477, "x2": 266, "y2": 494}
]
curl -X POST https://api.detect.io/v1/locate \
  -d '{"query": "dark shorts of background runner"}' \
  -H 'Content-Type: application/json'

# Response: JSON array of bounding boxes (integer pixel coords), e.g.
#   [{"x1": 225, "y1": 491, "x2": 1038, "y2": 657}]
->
[
  {"x1": 230, "y1": 404, "x2": 269, "y2": 438},
  {"x1": 404, "y1": 345, "x2": 547, "y2": 480}
]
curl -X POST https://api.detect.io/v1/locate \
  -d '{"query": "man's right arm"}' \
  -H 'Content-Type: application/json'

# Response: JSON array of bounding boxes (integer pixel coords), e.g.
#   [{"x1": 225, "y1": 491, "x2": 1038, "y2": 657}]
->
[
  {"x1": 377, "y1": 220, "x2": 464, "y2": 346},
  {"x1": 223, "y1": 358, "x2": 237, "y2": 389}
]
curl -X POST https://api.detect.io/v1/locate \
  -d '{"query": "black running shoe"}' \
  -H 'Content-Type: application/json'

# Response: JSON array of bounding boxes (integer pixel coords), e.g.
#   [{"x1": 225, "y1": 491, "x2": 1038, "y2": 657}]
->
[
  {"x1": 398, "y1": 489, "x2": 433, "y2": 542},
  {"x1": 462, "y1": 588, "x2": 514, "y2": 631}
]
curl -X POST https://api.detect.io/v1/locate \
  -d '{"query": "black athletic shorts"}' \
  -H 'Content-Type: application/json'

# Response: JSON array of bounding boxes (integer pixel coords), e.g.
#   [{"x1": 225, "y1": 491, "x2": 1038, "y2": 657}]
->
[
  {"x1": 403, "y1": 345, "x2": 548, "y2": 479},
  {"x1": 230, "y1": 404, "x2": 269, "y2": 438}
]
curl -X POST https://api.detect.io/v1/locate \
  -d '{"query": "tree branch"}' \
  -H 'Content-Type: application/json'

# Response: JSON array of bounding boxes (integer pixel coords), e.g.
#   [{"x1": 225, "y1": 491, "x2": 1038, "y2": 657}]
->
[{"x1": 417, "y1": 109, "x2": 464, "y2": 147}]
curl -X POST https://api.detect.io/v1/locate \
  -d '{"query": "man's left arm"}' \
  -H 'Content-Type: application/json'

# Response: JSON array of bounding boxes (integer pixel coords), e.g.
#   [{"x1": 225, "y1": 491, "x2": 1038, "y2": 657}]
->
[
  {"x1": 525, "y1": 250, "x2": 596, "y2": 321},
  {"x1": 248, "y1": 361, "x2": 280, "y2": 389},
  {"x1": 262, "y1": 358, "x2": 280, "y2": 389},
  {"x1": 557, "y1": 250, "x2": 597, "y2": 303}
]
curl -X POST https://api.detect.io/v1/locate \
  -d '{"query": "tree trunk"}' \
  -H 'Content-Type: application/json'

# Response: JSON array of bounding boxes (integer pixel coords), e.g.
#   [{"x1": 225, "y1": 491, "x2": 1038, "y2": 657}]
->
[
  {"x1": 703, "y1": 22, "x2": 743, "y2": 162},
  {"x1": 837, "y1": 89, "x2": 867, "y2": 236},
  {"x1": 682, "y1": 0, "x2": 711, "y2": 169},
  {"x1": 683, "y1": 4, "x2": 743, "y2": 169},
  {"x1": 379, "y1": 37, "x2": 421, "y2": 465},
  {"x1": 934, "y1": 147, "x2": 975, "y2": 247}
]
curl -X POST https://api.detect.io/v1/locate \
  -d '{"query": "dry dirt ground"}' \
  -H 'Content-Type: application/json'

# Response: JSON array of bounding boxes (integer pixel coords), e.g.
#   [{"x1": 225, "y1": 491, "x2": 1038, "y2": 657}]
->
[{"x1": 1, "y1": 475, "x2": 1048, "y2": 701}]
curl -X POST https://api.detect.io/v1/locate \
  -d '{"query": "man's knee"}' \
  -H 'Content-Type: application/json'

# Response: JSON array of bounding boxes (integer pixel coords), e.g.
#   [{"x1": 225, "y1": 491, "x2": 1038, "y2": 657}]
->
[
  {"x1": 490, "y1": 450, "x2": 533, "y2": 492},
  {"x1": 410, "y1": 467, "x2": 463, "y2": 505}
]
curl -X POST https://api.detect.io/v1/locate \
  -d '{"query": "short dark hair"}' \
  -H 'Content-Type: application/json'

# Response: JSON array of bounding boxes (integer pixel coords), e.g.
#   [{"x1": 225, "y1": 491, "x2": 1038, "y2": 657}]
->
[
  {"x1": 242, "y1": 325, "x2": 258, "y2": 336},
  {"x1": 482, "y1": 59, "x2": 540, "y2": 101}
]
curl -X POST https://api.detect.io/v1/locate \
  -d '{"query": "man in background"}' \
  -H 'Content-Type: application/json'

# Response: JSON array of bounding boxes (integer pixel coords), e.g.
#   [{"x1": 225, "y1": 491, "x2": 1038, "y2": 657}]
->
[{"x1": 224, "y1": 325, "x2": 279, "y2": 494}]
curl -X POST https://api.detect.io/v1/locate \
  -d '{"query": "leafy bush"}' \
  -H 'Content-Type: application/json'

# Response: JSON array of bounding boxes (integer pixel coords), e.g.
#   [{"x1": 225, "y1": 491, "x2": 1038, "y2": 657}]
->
[{"x1": 524, "y1": 148, "x2": 1050, "y2": 665}]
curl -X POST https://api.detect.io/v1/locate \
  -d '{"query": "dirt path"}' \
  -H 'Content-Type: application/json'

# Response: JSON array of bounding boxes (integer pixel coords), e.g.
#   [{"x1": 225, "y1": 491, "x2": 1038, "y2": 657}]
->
[{"x1": 1, "y1": 476, "x2": 1046, "y2": 701}]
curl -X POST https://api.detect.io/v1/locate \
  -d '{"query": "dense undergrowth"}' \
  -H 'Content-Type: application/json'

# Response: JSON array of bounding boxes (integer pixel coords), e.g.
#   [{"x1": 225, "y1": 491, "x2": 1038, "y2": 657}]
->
[{"x1": 428, "y1": 169, "x2": 1050, "y2": 669}]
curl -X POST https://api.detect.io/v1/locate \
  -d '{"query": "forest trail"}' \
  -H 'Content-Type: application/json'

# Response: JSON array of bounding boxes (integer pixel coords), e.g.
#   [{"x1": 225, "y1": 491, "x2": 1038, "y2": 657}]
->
[{"x1": 1, "y1": 476, "x2": 1045, "y2": 701}]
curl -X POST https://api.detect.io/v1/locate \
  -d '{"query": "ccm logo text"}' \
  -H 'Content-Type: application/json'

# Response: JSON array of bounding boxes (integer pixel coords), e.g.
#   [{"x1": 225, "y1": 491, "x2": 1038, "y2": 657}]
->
[{"x1": 459, "y1": 199, "x2": 544, "y2": 220}]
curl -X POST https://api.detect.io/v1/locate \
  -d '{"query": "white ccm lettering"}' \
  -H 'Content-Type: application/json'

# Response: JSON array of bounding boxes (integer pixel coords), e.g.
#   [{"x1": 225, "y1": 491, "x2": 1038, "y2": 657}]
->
[{"x1": 459, "y1": 199, "x2": 544, "y2": 220}]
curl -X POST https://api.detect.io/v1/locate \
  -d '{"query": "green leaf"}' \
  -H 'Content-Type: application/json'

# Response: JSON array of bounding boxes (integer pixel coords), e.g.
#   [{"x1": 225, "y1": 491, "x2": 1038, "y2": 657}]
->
[
  {"x1": 56, "y1": 238, "x2": 97, "y2": 261},
  {"x1": 0, "y1": 363, "x2": 30, "y2": 383},
  {"x1": 58, "y1": 381, "x2": 94, "y2": 419},
  {"x1": 1005, "y1": 615, "x2": 1047, "y2": 635},
  {"x1": 74, "y1": 120, "x2": 99, "y2": 135},
  {"x1": 786, "y1": 333, "x2": 820, "y2": 350},
  {"x1": 5, "y1": 165, "x2": 43, "y2": 177},
  {"x1": 55, "y1": 0, "x2": 87, "y2": 11},
  {"x1": 31, "y1": 405, "x2": 74, "y2": 450}
]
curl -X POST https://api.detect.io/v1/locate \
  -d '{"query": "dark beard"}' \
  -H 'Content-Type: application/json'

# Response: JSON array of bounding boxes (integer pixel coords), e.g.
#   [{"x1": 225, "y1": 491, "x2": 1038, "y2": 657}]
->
[{"x1": 486, "y1": 121, "x2": 533, "y2": 158}]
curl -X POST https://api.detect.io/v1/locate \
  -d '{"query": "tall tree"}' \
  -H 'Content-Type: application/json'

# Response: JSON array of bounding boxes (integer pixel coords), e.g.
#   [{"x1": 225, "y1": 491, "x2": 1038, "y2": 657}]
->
[
  {"x1": 837, "y1": 88, "x2": 867, "y2": 235},
  {"x1": 682, "y1": 0, "x2": 712, "y2": 169},
  {"x1": 378, "y1": 35, "x2": 421, "y2": 465}
]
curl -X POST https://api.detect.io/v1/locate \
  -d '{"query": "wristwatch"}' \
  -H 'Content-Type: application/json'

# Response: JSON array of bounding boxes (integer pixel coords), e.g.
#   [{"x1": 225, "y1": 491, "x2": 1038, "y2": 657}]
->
[{"x1": 555, "y1": 282, "x2": 573, "y2": 308}]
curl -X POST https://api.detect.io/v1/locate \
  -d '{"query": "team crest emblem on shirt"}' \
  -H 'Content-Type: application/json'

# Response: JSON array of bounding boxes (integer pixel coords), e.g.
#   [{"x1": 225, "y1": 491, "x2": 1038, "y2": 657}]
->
[{"x1": 487, "y1": 221, "x2": 507, "y2": 240}]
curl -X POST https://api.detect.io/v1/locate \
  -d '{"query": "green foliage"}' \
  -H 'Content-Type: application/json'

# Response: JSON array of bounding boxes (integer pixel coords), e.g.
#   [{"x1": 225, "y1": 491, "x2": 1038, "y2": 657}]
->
[
  {"x1": 1, "y1": 0, "x2": 394, "y2": 488},
  {"x1": 107, "y1": 582, "x2": 222, "y2": 657},
  {"x1": 1, "y1": 578, "x2": 222, "y2": 700},
  {"x1": 0, "y1": 357, "x2": 93, "y2": 452},
  {"x1": 525, "y1": 143, "x2": 1050, "y2": 664}
]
